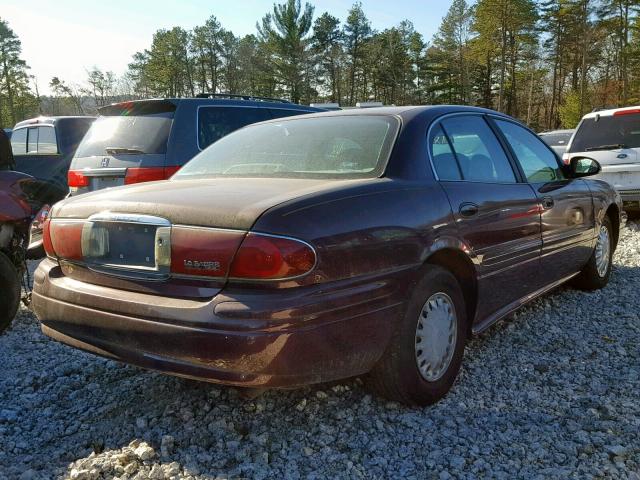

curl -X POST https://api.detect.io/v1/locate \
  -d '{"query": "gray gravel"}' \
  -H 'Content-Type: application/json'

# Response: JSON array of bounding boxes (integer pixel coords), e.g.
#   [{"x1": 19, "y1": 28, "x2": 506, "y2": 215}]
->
[{"x1": 1, "y1": 223, "x2": 639, "y2": 480}]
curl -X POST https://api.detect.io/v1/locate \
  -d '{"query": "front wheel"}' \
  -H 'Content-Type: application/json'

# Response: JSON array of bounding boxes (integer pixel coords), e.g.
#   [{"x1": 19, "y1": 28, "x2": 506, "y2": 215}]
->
[
  {"x1": 0, "y1": 251, "x2": 21, "y2": 334},
  {"x1": 573, "y1": 216, "x2": 613, "y2": 291},
  {"x1": 365, "y1": 266, "x2": 467, "y2": 406}
]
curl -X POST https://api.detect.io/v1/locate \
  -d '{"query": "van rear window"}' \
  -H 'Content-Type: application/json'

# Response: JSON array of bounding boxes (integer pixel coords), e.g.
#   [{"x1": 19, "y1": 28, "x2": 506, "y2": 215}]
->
[
  {"x1": 75, "y1": 115, "x2": 173, "y2": 157},
  {"x1": 570, "y1": 113, "x2": 640, "y2": 152}
]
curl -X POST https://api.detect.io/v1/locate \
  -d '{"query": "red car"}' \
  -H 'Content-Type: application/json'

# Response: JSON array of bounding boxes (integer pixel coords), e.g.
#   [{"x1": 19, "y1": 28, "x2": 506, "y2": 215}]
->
[{"x1": 32, "y1": 106, "x2": 623, "y2": 406}]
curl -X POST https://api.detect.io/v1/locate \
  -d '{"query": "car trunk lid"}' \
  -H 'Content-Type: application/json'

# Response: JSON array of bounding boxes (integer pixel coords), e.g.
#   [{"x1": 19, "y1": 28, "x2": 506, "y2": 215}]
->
[{"x1": 48, "y1": 177, "x2": 362, "y2": 297}]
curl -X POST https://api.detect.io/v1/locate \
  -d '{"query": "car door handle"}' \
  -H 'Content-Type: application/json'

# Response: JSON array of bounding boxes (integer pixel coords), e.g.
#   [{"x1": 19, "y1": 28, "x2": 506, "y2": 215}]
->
[
  {"x1": 459, "y1": 203, "x2": 479, "y2": 217},
  {"x1": 542, "y1": 196, "x2": 554, "y2": 209}
]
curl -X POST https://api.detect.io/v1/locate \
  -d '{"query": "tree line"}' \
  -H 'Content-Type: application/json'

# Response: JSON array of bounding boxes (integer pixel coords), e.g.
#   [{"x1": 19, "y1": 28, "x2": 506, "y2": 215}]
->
[{"x1": 1, "y1": 0, "x2": 639, "y2": 131}]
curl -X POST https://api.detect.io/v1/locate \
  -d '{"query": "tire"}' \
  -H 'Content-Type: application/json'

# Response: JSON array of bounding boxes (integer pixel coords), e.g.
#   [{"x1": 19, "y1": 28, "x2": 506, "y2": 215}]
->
[
  {"x1": 365, "y1": 265, "x2": 468, "y2": 406},
  {"x1": 0, "y1": 251, "x2": 21, "y2": 334},
  {"x1": 573, "y1": 216, "x2": 614, "y2": 291}
]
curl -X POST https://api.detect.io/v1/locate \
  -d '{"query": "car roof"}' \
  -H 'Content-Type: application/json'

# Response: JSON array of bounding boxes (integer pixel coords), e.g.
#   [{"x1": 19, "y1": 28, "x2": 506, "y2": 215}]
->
[
  {"x1": 13, "y1": 116, "x2": 96, "y2": 129},
  {"x1": 98, "y1": 97, "x2": 323, "y2": 115},
  {"x1": 581, "y1": 105, "x2": 640, "y2": 119},
  {"x1": 252, "y1": 105, "x2": 514, "y2": 125}
]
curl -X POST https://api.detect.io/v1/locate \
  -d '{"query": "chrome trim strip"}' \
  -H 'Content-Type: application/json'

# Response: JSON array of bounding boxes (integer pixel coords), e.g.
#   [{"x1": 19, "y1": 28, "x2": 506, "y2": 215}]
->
[{"x1": 87, "y1": 212, "x2": 171, "y2": 226}]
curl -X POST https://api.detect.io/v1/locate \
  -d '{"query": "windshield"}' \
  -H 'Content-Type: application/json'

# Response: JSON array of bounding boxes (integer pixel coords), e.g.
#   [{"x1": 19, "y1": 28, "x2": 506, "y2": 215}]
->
[
  {"x1": 570, "y1": 113, "x2": 640, "y2": 152},
  {"x1": 174, "y1": 115, "x2": 399, "y2": 179},
  {"x1": 74, "y1": 114, "x2": 173, "y2": 157}
]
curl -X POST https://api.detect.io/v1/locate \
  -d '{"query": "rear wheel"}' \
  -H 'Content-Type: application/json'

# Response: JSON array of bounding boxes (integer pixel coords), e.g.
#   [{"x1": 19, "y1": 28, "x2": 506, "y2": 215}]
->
[
  {"x1": 0, "y1": 251, "x2": 21, "y2": 334},
  {"x1": 573, "y1": 216, "x2": 613, "y2": 291},
  {"x1": 365, "y1": 266, "x2": 467, "y2": 406}
]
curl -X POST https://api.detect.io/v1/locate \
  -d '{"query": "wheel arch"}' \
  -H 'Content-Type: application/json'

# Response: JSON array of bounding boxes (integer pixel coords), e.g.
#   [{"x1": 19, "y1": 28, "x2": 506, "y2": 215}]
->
[
  {"x1": 605, "y1": 203, "x2": 620, "y2": 248},
  {"x1": 424, "y1": 247, "x2": 478, "y2": 336}
]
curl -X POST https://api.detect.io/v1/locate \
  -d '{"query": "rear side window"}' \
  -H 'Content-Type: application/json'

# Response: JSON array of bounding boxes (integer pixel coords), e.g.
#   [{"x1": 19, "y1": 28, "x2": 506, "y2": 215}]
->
[
  {"x1": 429, "y1": 124, "x2": 461, "y2": 180},
  {"x1": 495, "y1": 120, "x2": 564, "y2": 183},
  {"x1": 37, "y1": 126, "x2": 58, "y2": 154},
  {"x1": 440, "y1": 116, "x2": 516, "y2": 183},
  {"x1": 10, "y1": 128, "x2": 26, "y2": 155},
  {"x1": 75, "y1": 115, "x2": 173, "y2": 157},
  {"x1": 27, "y1": 127, "x2": 38, "y2": 154},
  {"x1": 198, "y1": 107, "x2": 271, "y2": 150},
  {"x1": 570, "y1": 113, "x2": 640, "y2": 151}
]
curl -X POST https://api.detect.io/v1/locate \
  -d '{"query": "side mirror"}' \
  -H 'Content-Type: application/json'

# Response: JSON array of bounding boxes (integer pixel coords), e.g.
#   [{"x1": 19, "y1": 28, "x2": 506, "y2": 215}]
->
[{"x1": 569, "y1": 156, "x2": 601, "y2": 177}]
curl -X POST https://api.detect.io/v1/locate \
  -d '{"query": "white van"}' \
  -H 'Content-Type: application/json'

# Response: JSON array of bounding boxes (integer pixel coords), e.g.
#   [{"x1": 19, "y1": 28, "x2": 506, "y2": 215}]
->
[{"x1": 564, "y1": 106, "x2": 640, "y2": 211}]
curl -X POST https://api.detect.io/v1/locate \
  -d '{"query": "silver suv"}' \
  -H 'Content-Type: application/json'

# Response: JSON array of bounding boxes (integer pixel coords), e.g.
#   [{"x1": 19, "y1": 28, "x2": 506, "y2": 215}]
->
[{"x1": 564, "y1": 106, "x2": 640, "y2": 211}]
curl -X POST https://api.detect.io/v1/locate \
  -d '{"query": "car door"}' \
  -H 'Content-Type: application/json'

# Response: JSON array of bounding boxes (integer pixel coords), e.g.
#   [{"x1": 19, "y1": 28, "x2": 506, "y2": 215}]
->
[
  {"x1": 493, "y1": 118, "x2": 596, "y2": 282},
  {"x1": 428, "y1": 114, "x2": 543, "y2": 323}
]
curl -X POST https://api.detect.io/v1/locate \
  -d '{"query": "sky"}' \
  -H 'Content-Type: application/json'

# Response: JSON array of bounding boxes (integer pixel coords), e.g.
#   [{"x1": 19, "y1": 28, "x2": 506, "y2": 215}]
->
[{"x1": 2, "y1": 0, "x2": 453, "y2": 95}]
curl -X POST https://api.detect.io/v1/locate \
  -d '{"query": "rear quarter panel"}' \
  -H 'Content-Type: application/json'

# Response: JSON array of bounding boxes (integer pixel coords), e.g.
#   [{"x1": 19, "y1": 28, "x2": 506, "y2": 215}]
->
[
  {"x1": 583, "y1": 178, "x2": 624, "y2": 240},
  {"x1": 252, "y1": 179, "x2": 459, "y2": 288}
]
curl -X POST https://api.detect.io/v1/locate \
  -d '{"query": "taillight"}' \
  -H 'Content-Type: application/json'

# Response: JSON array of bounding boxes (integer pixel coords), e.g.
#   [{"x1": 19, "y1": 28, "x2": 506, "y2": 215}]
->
[
  {"x1": 613, "y1": 108, "x2": 640, "y2": 116},
  {"x1": 46, "y1": 221, "x2": 84, "y2": 260},
  {"x1": 43, "y1": 218, "x2": 54, "y2": 257},
  {"x1": 229, "y1": 233, "x2": 316, "y2": 280},
  {"x1": 67, "y1": 170, "x2": 90, "y2": 188},
  {"x1": 124, "y1": 166, "x2": 181, "y2": 185},
  {"x1": 170, "y1": 226, "x2": 245, "y2": 278}
]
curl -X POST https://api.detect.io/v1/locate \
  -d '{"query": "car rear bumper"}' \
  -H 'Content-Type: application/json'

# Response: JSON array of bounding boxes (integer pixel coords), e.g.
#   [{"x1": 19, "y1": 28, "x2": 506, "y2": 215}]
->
[
  {"x1": 32, "y1": 259, "x2": 404, "y2": 387},
  {"x1": 619, "y1": 189, "x2": 640, "y2": 210}
]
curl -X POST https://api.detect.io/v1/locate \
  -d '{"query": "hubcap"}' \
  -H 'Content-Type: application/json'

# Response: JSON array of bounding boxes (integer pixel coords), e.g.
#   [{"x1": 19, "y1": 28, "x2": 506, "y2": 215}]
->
[
  {"x1": 595, "y1": 225, "x2": 611, "y2": 278},
  {"x1": 415, "y1": 292, "x2": 457, "y2": 382}
]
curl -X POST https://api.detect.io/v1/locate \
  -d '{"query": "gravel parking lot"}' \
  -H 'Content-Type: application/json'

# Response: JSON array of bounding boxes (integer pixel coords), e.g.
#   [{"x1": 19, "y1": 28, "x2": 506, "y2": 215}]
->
[{"x1": 1, "y1": 223, "x2": 639, "y2": 480}]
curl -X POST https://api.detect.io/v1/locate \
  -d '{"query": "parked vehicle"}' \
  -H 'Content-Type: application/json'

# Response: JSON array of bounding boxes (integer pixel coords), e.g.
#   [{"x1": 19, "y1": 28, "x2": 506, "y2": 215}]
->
[
  {"x1": 539, "y1": 129, "x2": 574, "y2": 155},
  {"x1": 564, "y1": 106, "x2": 640, "y2": 212},
  {"x1": 32, "y1": 106, "x2": 623, "y2": 406},
  {"x1": 0, "y1": 171, "x2": 52, "y2": 332},
  {"x1": 68, "y1": 94, "x2": 323, "y2": 195},
  {"x1": 11, "y1": 116, "x2": 95, "y2": 203}
]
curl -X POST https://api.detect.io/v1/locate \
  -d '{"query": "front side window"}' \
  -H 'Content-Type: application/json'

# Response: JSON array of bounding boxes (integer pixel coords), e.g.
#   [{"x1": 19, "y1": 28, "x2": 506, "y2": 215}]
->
[
  {"x1": 177, "y1": 115, "x2": 399, "y2": 180},
  {"x1": 10, "y1": 128, "x2": 27, "y2": 155},
  {"x1": 495, "y1": 119, "x2": 565, "y2": 183},
  {"x1": 440, "y1": 116, "x2": 516, "y2": 183},
  {"x1": 37, "y1": 126, "x2": 58, "y2": 154},
  {"x1": 198, "y1": 107, "x2": 271, "y2": 150}
]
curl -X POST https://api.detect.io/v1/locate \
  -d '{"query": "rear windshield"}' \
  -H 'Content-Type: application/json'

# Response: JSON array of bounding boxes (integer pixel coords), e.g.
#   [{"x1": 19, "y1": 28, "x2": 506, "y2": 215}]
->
[
  {"x1": 540, "y1": 132, "x2": 572, "y2": 147},
  {"x1": 570, "y1": 113, "x2": 640, "y2": 152},
  {"x1": 74, "y1": 114, "x2": 173, "y2": 157},
  {"x1": 174, "y1": 115, "x2": 399, "y2": 180}
]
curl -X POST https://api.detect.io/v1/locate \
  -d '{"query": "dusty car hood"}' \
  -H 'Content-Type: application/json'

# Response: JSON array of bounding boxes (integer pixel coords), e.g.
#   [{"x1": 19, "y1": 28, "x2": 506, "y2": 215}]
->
[{"x1": 52, "y1": 177, "x2": 366, "y2": 229}]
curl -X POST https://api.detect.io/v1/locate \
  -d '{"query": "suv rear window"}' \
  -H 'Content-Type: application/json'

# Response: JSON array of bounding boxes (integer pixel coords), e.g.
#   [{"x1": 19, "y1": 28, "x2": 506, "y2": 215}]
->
[
  {"x1": 75, "y1": 114, "x2": 173, "y2": 157},
  {"x1": 177, "y1": 115, "x2": 399, "y2": 179},
  {"x1": 570, "y1": 113, "x2": 640, "y2": 152}
]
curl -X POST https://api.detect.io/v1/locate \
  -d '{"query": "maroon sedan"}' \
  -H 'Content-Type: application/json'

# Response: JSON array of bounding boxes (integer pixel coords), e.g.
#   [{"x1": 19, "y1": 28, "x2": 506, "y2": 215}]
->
[{"x1": 32, "y1": 106, "x2": 623, "y2": 406}]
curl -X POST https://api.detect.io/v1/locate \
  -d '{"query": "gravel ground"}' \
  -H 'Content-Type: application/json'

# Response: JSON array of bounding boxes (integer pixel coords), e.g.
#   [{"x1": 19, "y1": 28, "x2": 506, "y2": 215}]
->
[{"x1": 1, "y1": 223, "x2": 639, "y2": 480}]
